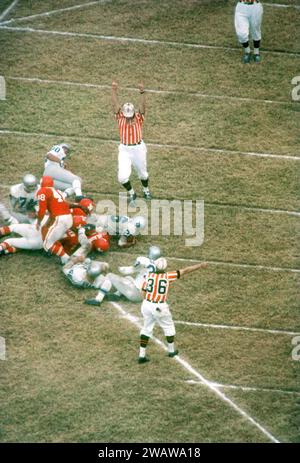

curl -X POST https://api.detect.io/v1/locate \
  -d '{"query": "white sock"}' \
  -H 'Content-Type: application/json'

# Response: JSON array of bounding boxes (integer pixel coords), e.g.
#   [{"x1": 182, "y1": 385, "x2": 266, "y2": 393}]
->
[
  {"x1": 167, "y1": 342, "x2": 175, "y2": 353},
  {"x1": 244, "y1": 46, "x2": 250, "y2": 54},
  {"x1": 95, "y1": 291, "x2": 105, "y2": 303},
  {"x1": 139, "y1": 347, "x2": 146, "y2": 358},
  {"x1": 254, "y1": 48, "x2": 260, "y2": 55},
  {"x1": 129, "y1": 188, "x2": 135, "y2": 196}
]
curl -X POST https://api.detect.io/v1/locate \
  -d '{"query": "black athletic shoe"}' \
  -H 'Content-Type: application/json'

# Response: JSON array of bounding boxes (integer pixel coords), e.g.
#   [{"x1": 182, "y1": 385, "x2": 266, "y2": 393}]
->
[
  {"x1": 168, "y1": 350, "x2": 179, "y2": 358},
  {"x1": 138, "y1": 356, "x2": 150, "y2": 364}
]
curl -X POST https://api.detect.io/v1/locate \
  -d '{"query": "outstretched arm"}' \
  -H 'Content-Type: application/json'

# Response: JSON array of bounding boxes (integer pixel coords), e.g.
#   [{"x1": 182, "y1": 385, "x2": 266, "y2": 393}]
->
[
  {"x1": 179, "y1": 262, "x2": 208, "y2": 277},
  {"x1": 112, "y1": 80, "x2": 120, "y2": 113},
  {"x1": 138, "y1": 82, "x2": 146, "y2": 115}
]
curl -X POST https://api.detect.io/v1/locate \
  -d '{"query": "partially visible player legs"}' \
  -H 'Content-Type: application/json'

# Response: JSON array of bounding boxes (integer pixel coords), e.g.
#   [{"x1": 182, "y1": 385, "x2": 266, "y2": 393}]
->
[
  {"x1": 107, "y1": 274, "x2": 142, "y2": 302},
  {"x1": 132, "y1": 142, "x2": 152, "y2": 200},
  {"x1": 118, "y1": 145, "x2": 136, "y2": 205},
  {"x1": 43, "y1": 215, "x2": 73, "y2": 262},
  {"x1": 0, "y1": 223, "x2": 43, "y2": 255},
  {"x1": 44, "y1": 165, "x2": 83, "y2": 199},
  {"x1": 84, "y1": 276, "x2": 113, "y2": 306},
  {"x1": 0, "y1": 202, "x2": 18, "y2": 225},
  {"x1": 234, "y1": 3, "x2": 251, "y2": 63},
  {"x1": 250, "y1": 3, "x2": 263, "y2": 63}
]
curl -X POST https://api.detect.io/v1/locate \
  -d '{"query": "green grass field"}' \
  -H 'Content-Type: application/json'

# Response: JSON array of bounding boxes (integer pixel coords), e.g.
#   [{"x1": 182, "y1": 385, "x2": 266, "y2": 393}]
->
[{"x1": 0, "y1": 0, "x2": 299, "y2": 443}]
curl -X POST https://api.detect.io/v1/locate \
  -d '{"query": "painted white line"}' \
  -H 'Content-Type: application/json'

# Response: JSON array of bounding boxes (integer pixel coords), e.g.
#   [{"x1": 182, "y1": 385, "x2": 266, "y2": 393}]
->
[
  {"x1": 175, "y1": 320, "x2": 300, "y2": 337},
  {"x1": 7, "y1": 76, "x2": 294, "y2": 106},
  {"x1": 264, "y1": 2, "x2": 300, "y2": 9},
  {"x1": 0, "y1": 25, "x2": 299, "y2": 58},
  {"x1": 1, "y1": 129, "x2": 299, "y2": 162},
  {"x1": 0, "y1": 0, "x2": 18, "y2": 22},
  {"x1": 111, "y1": 301, "x2": 280, "y2": 443},
  {"x1": 0, "y1": 0, "x2": 112, "y2": 25},
  {"x1": 186, "y1": 380, "x2": 300, "y2": 397}
]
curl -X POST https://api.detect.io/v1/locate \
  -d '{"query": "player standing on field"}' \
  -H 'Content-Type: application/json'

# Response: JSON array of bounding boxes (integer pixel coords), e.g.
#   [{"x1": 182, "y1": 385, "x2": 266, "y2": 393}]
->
[
  {"x1": 234, "y1": 0, "x2": 263, "y2": 64},
  {"x1": 138, "y1": 258, "x2": 208, "y2": 364},
  {"x1": 111, "y1": 81, "x2": 152, "y2": 206}
]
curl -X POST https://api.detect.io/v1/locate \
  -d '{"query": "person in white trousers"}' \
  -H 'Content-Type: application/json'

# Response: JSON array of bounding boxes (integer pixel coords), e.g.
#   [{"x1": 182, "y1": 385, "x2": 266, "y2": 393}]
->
[{"x1": 234, "y1": 0, "x2": 263, "y2": 63}]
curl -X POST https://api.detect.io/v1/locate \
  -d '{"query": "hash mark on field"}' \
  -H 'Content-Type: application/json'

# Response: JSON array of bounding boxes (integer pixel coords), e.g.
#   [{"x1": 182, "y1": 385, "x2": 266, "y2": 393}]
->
[
  {"x1": 186, "y1": 380, "x2": 300, "y2": 397},
  {"x1": 7, "y1": 76, "x2": 295, "y2": 106},
  {"x1": 1, "y1": 129, "x2": 300, "y2": 161},
  {"x1": 111, "y1": 302, "x2": 280, "y2": 443},
  {"x1": 0, "y1": 1, "x2": 112, "y2": 25},
  {"x1": 0, "y1": 25, "x2": 299, "y2": 57}
]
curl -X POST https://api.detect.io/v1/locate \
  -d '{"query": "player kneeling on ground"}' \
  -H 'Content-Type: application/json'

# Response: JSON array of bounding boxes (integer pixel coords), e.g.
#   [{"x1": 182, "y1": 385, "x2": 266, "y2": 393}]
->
[{"x1": 138, "y1": 258, "x2": 208, "y2": 364}]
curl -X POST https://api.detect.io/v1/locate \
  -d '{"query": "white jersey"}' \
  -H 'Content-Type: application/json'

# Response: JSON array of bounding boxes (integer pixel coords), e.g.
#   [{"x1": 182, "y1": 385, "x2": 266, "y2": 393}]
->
[
  {"x1": 63, "y1": 260, "x2": 106, "y2": 288},
  {"x1": 10, "y1": 183, "x2": 38, "y2": 213},
  {"x1": 45, "y1": 144, "x2": 67, "y2": 168},
  {"x1": 95, "y1": 215, "x2": 138, "y2": 237},
  {"x1": 119, "y1": 256, "x2": 157, "y2": 290}
]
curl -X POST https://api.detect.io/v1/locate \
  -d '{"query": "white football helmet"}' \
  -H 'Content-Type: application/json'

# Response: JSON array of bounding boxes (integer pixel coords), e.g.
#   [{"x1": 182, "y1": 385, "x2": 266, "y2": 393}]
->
[
  {"x1": 22, "y1": 173, "x2": 38, "y2": 192},
  {"x1": 132, "y1": 215, "x2": 146, "y2": 230},
  {"x1": 148, "y1": 245, "x2": 161, "y2": 261},
  {"x1": 60, "y1": 143, "x2": 71, "y2": 156},
  {"x1": 122, "y1": 103, "x2": 135, "y2": 118},
  {"x1": 87, "y1": 261, "x2": 103, "y2": 278},
  {"x1": 155, "y1": 257, "x2": 167, "y2": 272}
]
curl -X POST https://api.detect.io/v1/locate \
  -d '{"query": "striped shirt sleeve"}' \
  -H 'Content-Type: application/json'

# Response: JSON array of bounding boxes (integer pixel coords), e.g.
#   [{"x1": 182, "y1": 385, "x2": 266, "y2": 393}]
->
[{"x1": 166, "y1": 271, "x2": 179, "y2": 282}]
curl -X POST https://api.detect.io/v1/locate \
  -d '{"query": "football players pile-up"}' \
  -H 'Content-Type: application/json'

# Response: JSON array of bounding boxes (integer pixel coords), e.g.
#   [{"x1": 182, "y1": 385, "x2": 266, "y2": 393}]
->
[{"x1": 0, "y1": 143, "x2": 161, "y2": 305}]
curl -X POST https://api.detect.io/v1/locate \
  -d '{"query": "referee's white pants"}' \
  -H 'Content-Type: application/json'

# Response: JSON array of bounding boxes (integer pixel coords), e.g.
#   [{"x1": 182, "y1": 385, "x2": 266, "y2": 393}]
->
[
  {"x1": 234, "y1": 2, "x2": 263, "y2": 44},
  {"x1": 43, "y1": 214, "x2": 73, "y2": 252},
  {"x1": 140, "y1": 300, "x2": 176, "y2": 338},
  {"x1": 118, "y1": 141, "x2": 148, "y2": 185}
]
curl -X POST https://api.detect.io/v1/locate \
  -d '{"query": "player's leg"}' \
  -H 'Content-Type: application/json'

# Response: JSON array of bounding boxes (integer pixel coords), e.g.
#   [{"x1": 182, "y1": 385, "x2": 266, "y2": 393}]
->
[
  {"x1": 0, "y1": 202, "x2": 18, "y2": 225},
  {"x1": 133, "y1": 142, "x2": 152, "y2": 200},
  {"x1": 250, "y1": 3, "x2": 263, "y2": 63},
  {"x1": 44, "y1": 165, "x2": 83, "y2": 199},
  {"x1": 234, "y1": 3, "x2": 251, "y2": 63},
  {"x1": 138, "y1": 300, "x2": 155, "y2": 363},
  {"x1": 156, "y1": 304, "x2": 178, "y2": 357},
  {"x1": 43, "y1": 215, "x2": 72, "y2": 262},
  {"x1": 107, "y1": 274, "x2": 142, "y2": 302},
  {"x1": 118, "y1": 145, "x2": 136, "y2": 204}
]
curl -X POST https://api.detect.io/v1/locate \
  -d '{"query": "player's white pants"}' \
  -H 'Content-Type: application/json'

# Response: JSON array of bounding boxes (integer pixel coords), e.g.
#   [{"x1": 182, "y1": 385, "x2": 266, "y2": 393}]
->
[
  {"x1": 118, "y1": 141, "x2": 148, "y2": 184},
  {"x1": 234, "y1": 2, "x2": 263, "y2": 44},
  {"x1": 140, "y1": 300, "x2": 176, "y2": 338},
  {"x1": 43, "y1": 214, "x2": 73, "y2": 251},
  {"x1": 4, "y1": 223, "x2": 43, "y2": 250},
  {"x1": 44, "y1": 164, "x2": 82, "y2": 195},
  {"x1": 107, "y1": 273, "x2": 142, "y2": 302}
]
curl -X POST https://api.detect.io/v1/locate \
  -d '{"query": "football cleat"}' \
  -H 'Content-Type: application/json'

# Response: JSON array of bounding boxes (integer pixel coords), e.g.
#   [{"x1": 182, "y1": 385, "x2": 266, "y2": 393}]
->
[
  {"x1": 129, "y1": 192, "x2": 137, "y2": 207},
  {"x1": 85, "y1": 298, "x2": 101, "y2": 306},
  {"x1": 242, "y1": 53, "x2": 251, "y2": 64},
  {"x1": 138, "y1": 356, "x2": 150, "y2": 364},
  {"x1": 143, "y1": 191, "x2": 153, "y2": 200},
  {"x1": 168, "y1": 350, "x2": 179, "y2": 358},
  {"x1": 253, "y1": 54, "x2": 261, "y2": 63}
]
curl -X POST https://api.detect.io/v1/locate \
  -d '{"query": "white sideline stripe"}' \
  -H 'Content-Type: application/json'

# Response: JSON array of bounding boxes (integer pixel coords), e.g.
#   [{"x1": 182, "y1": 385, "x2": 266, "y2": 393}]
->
[
  {"x1": 0, "y1": 0, "x2": 112, "y2": 25},
  {"x1": 7, "y1": 76, "x2": 294, "y2": 106},
  {"x1": 0, "y1": 0, "x2": 18, "y2": 22},
  {"x1": 110, "y1": 250, "x2": 300, "y2": 274},
  {"x1": 1, "y1": 129, "x2": 300, "y2": 162},
  {"x1": 186, "y1": 380, "x2": 300, "y2": 397},
  {"x1": 175, "y1": 320, "x2": 300, "y2": 337},
  {"x1": 0, "y1": 25, "x2": 299, "y2": 58},
  {"x1": 111, "y1": 301, "x2": 279, "y2": 443},
  {"x1": 264, "y1": 2, "x2": 300, "y2": 9}
]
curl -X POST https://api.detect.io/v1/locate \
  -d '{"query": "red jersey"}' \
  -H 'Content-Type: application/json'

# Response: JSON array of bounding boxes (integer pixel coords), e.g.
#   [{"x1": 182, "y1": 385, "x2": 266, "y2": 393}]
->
[
  {"x1": 142, "y1": 271, "x2": 180, "y2": 303},
  {"x1": 37, "y1": 187, "x2": 71, "y2": 220},
  {"x1": 116, "y1": 111, "x2": 144, "y2": 145}
]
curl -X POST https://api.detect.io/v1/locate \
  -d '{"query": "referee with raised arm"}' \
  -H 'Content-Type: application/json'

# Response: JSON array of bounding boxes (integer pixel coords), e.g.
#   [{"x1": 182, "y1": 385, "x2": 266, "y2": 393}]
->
[{"x1": 112, "y1": 81, "x2": 152, "y2": 206}]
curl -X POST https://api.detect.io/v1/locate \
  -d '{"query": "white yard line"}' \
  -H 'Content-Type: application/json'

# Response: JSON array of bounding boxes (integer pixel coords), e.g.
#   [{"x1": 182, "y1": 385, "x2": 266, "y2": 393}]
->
[
  {"x1": 0, "y1": 0, "x2": 112, "y2": 25},
  {"x1": 1, "y1": 129, "x2": 299, "y2": 162},
  {"x1": 0, "y1": 0, "x2": 18, "y2": 22},
  {"x1": 175, "y1": 320, "x2": 300, "y2": 337},
  {"x1": 7, "y1": 76, "x2": 294, "y2": 106},
  {"x1": 111, "y1": 301, "x2": 280, "y2": 443},
  {"x1": 0, "y1": 25, "x2": 299, "y2": 57},
  {"x1": 186, "y1": 380, "x2": 300, "y2": 397}
]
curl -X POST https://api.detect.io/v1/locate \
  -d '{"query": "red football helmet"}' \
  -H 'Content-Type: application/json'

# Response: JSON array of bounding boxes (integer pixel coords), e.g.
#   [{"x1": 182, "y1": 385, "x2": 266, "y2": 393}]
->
[
  {"x1": 89, "y1": 233, "x2": 110, "y2": 252},
  {"x1": 41, "y1": 176, "x2": 54, "y2": 187},
  {"x1": 72, "y1": 215, "x2": 87, "y2": 229},
  {"x1": 79, "y1": 198, "x2": 96, "y2": 214}
]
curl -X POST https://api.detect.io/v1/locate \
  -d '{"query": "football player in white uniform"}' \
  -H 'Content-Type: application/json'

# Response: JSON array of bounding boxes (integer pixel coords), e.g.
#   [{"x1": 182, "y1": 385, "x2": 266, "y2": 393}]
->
[
  {"x1": 43, "y1": 143, "x2": 83, "y2": 200},
  {"x1": 0, "y1": 217, "x2": 48, "y2": 255},
  {"x1": 0, "y1": 174, "x2": 38, "y2": 225},
  {"x1": 91, "y1": 214, "x2": 146, "y2": 248},
  {"x1": 62, "y1": 258, "x2": 112, "y2": 304},
  {"x1": 85, "y1": 245, "x2": 162, "y2": 306}
]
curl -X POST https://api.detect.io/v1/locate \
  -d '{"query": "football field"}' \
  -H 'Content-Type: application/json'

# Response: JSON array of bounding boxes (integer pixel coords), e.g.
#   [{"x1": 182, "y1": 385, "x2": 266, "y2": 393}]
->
[{"x1": 0, "y1": 0, "x2": 299, "y2": 443}]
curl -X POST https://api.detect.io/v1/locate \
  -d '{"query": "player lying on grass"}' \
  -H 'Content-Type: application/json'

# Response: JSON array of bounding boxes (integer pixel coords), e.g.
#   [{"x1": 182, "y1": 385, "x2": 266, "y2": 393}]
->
[
  {"x1": 138, "y1": 258, "x2": 208, "y2": 364},
  {"x1": 89, "y1": 214, "x2": 146, "y2": 248},
  {"x1": 0, "y1": 173, "x2": 39, "y2": 225},
  {"x1": 85, "y1": 245, "x2": 162, "y2": 306}
]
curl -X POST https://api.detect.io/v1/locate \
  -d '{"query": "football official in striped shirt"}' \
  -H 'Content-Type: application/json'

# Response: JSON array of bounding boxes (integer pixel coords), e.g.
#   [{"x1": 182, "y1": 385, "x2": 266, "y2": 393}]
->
[
  {"x1": 138, "y1": 258, "x2": 208, "y2": 364},
  {"x1": 112, "y1": 81, "x2": 152, "y2": 206}
]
